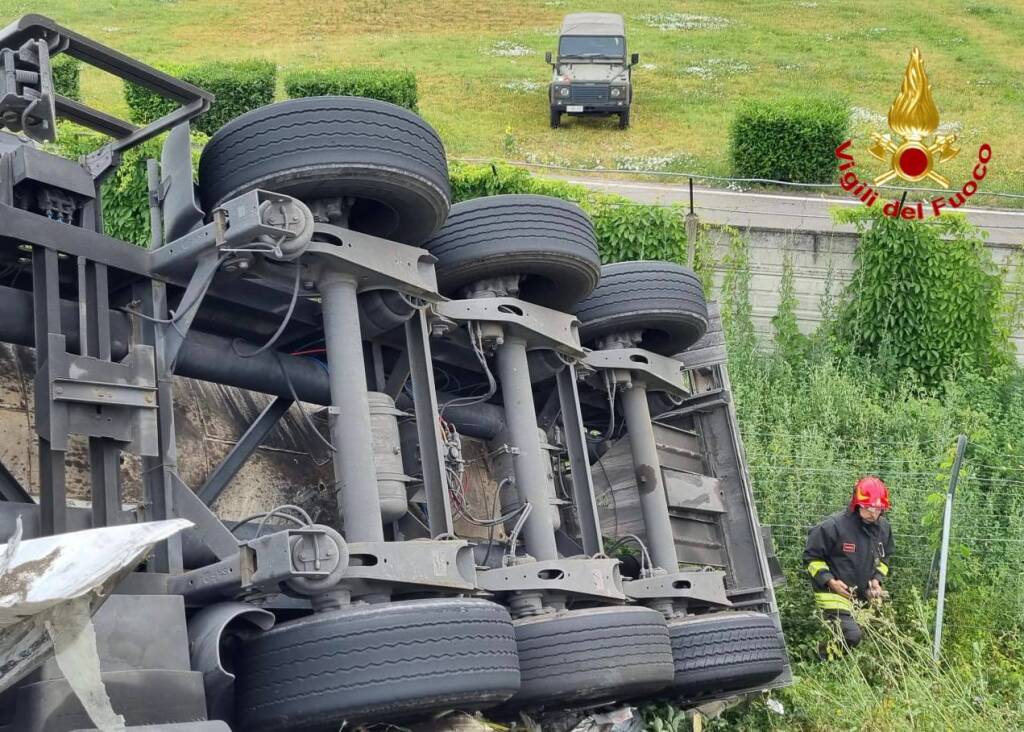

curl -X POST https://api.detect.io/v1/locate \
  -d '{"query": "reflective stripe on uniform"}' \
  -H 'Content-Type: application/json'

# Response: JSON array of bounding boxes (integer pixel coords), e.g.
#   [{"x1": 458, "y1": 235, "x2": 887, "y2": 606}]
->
[
  {"x1": 815, "y1": 592, "x2": 854, "y2": 612},
  {"x1": 807, "y1": 560, "x2": 830, "y2": 579},
  {"x1": 876, "y1": 561, "x2": 889, "y2": 577}
]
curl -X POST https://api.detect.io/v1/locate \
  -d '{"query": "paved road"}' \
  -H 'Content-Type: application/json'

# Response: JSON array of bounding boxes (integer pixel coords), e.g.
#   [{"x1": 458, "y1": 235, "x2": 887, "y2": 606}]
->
[{"x1": 551, "y1": 175, "x2": 1024, "y2": 247}]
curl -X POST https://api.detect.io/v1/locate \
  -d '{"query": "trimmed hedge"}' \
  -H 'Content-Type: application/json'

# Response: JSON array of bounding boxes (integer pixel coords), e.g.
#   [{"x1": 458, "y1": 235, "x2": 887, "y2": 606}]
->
[
  {"x1": 730, "y1": 96, "x2": 849, "y2": 183},
  {"x1": 284, "y1": 68, "x2": 418, "y2": 111},
  {"x1": 52, "y1": 56, "x2": 81, "y2": 101},
  {"x1": 124, "y1": 60, "x2": 276, "y2": 136}
]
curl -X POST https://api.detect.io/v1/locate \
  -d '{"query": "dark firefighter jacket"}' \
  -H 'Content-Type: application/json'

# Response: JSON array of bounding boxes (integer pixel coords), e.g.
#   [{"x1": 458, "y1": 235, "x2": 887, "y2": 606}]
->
[{"x1": 803, "y1": 509, "x2": 894, "y2": 612}]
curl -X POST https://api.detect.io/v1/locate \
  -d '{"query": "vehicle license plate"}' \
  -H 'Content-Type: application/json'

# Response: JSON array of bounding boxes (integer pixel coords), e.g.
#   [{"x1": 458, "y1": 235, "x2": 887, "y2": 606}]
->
[{"x1": 567, "y1": 105, "x2": 584, "y2": 112}]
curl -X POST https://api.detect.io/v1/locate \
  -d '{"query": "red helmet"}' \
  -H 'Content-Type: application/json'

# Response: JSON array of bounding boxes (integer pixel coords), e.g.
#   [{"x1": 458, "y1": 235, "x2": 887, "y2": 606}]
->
[{"x1": 850, "y1": 476, "x2": 891, "y2": 511}]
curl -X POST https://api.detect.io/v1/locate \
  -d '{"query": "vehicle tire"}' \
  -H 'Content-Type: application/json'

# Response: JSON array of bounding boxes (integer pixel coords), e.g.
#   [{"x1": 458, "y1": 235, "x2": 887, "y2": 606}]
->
[
  {"x1": 234, "y1": 598, "x2": 520, "y2": 731},
  {"x1": 422, "y1": 194, "x2": 601, "y2": 309},
  {"x1": 668, "y1": 612, "x2": 787, "y2": 698},
  {"x1": 504, "y1": 606, "x2": 674, "y2": 711},
  {"x1": 550, "y1": 108, "x2": 561, "y2": 128},
  {"x1": 574, "y1": 261, "x2": 708, "y2": 355},
  {"x1": 619, "y1": 108, "x2": 631, "y2": 129},
  {"x1": 198, "y1": 96, "x2": 450, "y2": 245}
]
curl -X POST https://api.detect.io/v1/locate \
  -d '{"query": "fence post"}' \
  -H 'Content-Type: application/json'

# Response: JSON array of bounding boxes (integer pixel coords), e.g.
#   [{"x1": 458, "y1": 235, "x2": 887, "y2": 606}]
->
[
  {"x1": 685, "y1": 177, "x2": 699, "y2": 268},
  {"x1": 933, "y1": 433, "x2": 967, "y2": 660}
]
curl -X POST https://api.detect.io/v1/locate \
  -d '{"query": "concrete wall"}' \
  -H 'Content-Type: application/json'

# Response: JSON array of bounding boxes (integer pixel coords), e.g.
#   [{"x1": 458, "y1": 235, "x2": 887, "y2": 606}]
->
[{"x1": 706, "y1": 226, "x2": 1024, "y2": 359}]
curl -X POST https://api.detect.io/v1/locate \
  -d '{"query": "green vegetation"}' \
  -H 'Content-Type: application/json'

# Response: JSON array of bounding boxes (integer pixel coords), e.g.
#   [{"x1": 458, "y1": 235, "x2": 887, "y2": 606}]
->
[
  {"x1": 124, "y1": 59, "x2": 276, "y2": 135},
  {"x1": 284, "y1": 68, "x2": 419, "y2": 111},
  {"x1": 51, "y1": 55, "x2": 80, "y2": 101},
  {"x1": 833, "y1": 206, "x2": 1013, "y2": 386},
  {"x1": 3, "y1": 0, "x2": 1022, "y2": 201},
  {"x1": 730, "y1": 97, "x2": 849, "y2": 183},
  {"x1": 686, "y1": 207, "x2": 1024, "y2": 730},
  {"x1": 699, "y1": 603, "x2": 1024, "y2": 731}
]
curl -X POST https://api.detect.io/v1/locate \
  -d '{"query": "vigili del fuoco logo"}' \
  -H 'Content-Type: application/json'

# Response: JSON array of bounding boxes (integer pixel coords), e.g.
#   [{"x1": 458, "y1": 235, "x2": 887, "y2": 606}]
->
[{"x1": 835, "y1": 47, "x2": 992, "y2": 219}]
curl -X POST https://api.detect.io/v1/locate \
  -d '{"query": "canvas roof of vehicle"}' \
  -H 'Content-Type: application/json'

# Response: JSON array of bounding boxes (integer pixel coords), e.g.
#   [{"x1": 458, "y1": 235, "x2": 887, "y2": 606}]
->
[{"x1": 559, "y1": 12, "x2": 625, "y2": 37}]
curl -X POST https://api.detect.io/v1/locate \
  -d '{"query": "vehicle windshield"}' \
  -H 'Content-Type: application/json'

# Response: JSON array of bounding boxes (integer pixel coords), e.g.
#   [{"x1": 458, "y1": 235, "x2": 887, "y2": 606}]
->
[{"x1": 558, "y1": 35, "x2": 625, "y2": 59}]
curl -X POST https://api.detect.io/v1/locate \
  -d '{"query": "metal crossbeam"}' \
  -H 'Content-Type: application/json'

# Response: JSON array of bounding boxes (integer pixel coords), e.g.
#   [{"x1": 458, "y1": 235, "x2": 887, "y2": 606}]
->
[
  {"x1": 197, "y1": 396, "x2": 293, "y2": 505},
  {"x1": 0, "y1": 458, "x2": 32, "y2": 503}
]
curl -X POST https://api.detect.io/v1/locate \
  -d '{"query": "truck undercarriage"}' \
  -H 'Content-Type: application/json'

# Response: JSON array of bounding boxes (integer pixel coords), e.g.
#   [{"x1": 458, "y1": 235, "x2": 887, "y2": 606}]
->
[{"x1": 0, "y1": 15, "x2": 790, "y2": 731}]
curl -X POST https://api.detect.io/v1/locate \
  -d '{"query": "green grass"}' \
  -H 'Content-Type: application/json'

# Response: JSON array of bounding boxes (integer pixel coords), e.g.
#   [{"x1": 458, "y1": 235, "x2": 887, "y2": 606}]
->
[{"x1": 2, "y1": 0, "x2": 1022, "y2": 198}]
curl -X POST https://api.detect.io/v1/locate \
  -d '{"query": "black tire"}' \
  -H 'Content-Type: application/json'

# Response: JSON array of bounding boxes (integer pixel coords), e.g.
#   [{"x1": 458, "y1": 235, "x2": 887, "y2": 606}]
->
[
  {"x1": 422, "y1": 194, "x2": 601, "y2": 309},
  {"x1": 550, "y1": 108, "x2": 561, "y2": 128},
  {"x1": 198, "y1": 96, "x2": 450, "y2": 245},
  {"x1": 234, "y1": 599, "x2": 520, "y2": 731},
  {"x1": 575, "y1": 261, "x2": 708, "y2": 355},
  {"x1": 506, "y1": 606, "x2": 674, "y2": 711},
  {"x1": 619, "y1": 108, "x2": 631, "y2": 129},
  {"x1": 668, "y1": 612, "x2": 787, "y2": 699}
]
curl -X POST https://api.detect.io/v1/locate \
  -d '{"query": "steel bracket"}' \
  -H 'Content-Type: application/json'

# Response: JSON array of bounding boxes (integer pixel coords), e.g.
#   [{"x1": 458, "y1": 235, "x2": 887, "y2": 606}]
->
[
  {"x1": 297, "y1": 222, "x2": 441, "y2": 300},
  {"x1": 340, "y1": 539, "x2": 478, "y2": 595},
  {"x1": 434, "y1": 297, "x2": 584, "y2": 357},
  {"x1": 36, "y1": 333, "x2": 157, "y2": 455},
  {"x1": 583, "y1": 347, "x2": 689, "y2": 396},
  {"x1": 624, "y1": 570, "x2": 731, "y2": 607},
  {"x1": 0, "y1": 37, "x2": 56, "y2": 142},
  {"x1": 241, "y1": 524, "x2": 349, "y2": 595},
  {"x1": 151, "y1": 189, "x2": 314, "y2": 277},
  {"x1": 477, "y1": 557, "x2": 626, "y2": 602},
  {"x1": 653, "y1": 388, "x2": 729, "y2": 419}
]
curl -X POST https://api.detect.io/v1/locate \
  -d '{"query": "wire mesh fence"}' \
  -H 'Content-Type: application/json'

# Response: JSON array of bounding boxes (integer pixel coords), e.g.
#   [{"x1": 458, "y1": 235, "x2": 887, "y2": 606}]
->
[{"x1": 746, "y1": 432, "x2": 1024, "y2": 640}]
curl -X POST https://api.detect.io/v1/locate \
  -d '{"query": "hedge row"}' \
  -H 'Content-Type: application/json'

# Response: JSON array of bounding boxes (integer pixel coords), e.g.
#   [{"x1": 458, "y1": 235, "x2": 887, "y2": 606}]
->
[
  {"x1": 730, "y1": 96, "x2": 850, "y2": 184},
  {"x1": 124, "y1": 60, "x2": 277, "y2": 136},
  {"x1": 123, "y1": 63, "x2": 420, "y2": 136},
  {"x1": 284, "y1": 68, "x2": 418, "y2": 111},
  {"x1": 52, "y1": 56, "x2": 81, "y2": 101}
]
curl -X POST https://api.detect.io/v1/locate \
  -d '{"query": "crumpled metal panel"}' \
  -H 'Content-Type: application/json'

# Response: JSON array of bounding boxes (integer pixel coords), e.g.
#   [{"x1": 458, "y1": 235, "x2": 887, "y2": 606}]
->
[{"x1": 0, "y1": 519, "x2": 192, "y2": 696}]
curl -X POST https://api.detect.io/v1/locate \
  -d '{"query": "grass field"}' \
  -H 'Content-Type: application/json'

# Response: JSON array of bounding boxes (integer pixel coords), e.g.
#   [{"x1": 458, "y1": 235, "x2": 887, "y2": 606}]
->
[{"x1": 2, "y1": 0, "x2": 1023, "y2": 199}]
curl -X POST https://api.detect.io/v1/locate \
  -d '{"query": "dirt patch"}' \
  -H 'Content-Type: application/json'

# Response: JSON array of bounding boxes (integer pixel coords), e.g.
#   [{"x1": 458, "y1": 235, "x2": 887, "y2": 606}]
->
[{"x1": 0, "y1": 547, "x2": 62, "y2": 603}]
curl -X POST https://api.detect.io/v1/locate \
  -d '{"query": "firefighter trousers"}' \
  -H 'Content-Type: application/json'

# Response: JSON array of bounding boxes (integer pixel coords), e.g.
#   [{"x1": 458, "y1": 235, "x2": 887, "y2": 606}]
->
[{"x1": 819, "y1": 610, "x2": 862, "y2": 658}]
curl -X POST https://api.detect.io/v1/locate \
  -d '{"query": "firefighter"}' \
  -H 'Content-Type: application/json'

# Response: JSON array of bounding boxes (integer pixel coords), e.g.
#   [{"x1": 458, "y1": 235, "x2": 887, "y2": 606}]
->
[{"x1": 804, "y1": 476, "x2": 894, "y2": 650}]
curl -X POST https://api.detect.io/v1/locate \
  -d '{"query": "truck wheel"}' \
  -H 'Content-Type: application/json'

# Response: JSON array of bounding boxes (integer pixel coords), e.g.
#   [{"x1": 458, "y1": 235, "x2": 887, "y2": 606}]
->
[
  {"x1": 574, "y1": 261, "x2": 708, "y2": 355},
  {"x1": 619, "y1": 109, "x2": 631, "y2": 129},
  {"x1": 668, "y1": 612, "x2": 787, "y2": 698},
  {"x1": 503, "y1": 606, "x2": 674, "y2": 711},
  {"x1": 234, "y1": 599, "x2": 520, "y2": 731},
  {"x1": 197, "y1": 96, "x2": 450, "y2": 245},
  {"x1": 550, "y1": 108, "x2": 561, "y2": 128},
  {"x1": 422, "y1": 194, "x2": 601, "y2": 309}
]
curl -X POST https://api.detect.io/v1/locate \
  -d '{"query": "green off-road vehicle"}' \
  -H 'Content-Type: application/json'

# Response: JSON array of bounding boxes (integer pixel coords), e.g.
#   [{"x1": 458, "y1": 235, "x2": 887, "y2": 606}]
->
[{"x1": 546, "y1": 12, "x2": 638, "y2": 129}]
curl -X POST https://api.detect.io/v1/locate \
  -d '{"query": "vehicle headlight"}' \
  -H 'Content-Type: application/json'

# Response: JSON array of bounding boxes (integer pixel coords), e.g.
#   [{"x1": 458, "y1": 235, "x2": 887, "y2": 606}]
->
[
  {"x1": 610, "y1": 86, "x2": 624, "y2": 98},
  {"x1": 558, "y1": 87, "x2": 571, "y2": 97}
]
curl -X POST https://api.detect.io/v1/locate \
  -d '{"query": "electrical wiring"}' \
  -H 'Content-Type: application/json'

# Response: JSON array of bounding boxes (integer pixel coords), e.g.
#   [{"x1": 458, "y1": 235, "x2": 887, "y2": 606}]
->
[
  {"x1": 122, "y1": 253, "x2": 229, "y2": 326},
  {"x1": 229, "y1": 503, "x2": 313, "y2": 535},
  {"x1": 504, "y1": 502, "x2": 533, "y2": 566},
  {"x1": 441, "y1": 323, "x2": 497, "y2": 414},
  {"x1": 232, "y1": 261, "x2": 303, "y2": 358},
  {"x1": 274, "y1": 352, "x2": 336, "y2": 458}
]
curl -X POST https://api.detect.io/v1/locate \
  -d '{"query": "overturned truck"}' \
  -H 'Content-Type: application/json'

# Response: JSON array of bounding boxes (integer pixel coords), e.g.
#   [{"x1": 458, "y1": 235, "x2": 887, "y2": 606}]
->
[{"x1": 0, "y1": 15, "x2": 790, "y2": 732}]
